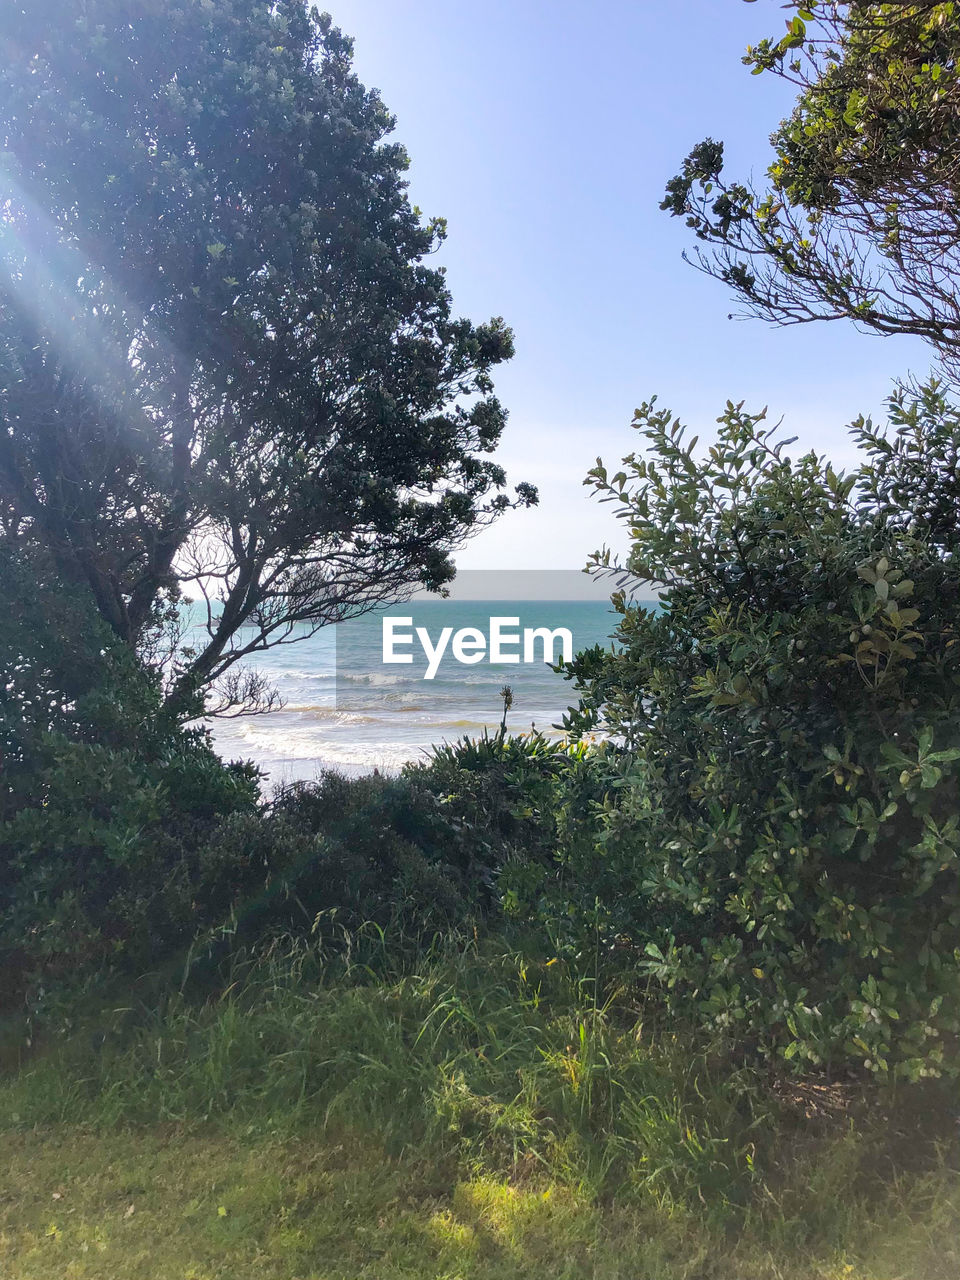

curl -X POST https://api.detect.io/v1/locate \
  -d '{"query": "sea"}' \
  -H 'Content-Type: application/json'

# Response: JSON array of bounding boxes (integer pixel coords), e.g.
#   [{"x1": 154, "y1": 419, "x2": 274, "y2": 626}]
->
[{"x1": 206, "y1": 593, "x2": 633, "y2": 788}]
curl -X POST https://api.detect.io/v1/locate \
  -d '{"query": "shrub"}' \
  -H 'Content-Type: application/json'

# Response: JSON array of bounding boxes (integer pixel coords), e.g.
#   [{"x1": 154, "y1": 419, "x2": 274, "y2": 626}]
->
[
  {"x1": 0, "y1": 549, "x2": 602, "y2": 999},
  {"x1": 209, "y1": 769, "x2": 477, "y2": 946},
  {"x1": 406, "y1": 728, "x2": 605, "y2": 909},
  {"x1": 199, "y1": 733, "x2": 606, "y2": 954},
  {"x1": 557, "y1": 382, "x2": 960, "y2": 1080},
  {"x1": 0, "y1": 555, "x2": 260, "y2": 1002}
]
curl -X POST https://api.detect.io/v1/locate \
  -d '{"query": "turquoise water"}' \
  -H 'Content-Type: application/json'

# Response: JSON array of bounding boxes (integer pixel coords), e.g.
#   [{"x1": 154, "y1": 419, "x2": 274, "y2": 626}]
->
[{"x1": 209, "y1": 598, "x2": 626, "y2": 785}]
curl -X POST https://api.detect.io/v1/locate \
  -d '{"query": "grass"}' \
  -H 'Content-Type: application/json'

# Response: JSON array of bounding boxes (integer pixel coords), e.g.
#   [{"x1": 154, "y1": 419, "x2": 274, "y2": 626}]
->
[
  {"x1": 3, "y1": 1128, "x2": 958, "y2": 1279},
  {"x1": 1, "y1": 936, "x2": 957, "y2": 1278}
]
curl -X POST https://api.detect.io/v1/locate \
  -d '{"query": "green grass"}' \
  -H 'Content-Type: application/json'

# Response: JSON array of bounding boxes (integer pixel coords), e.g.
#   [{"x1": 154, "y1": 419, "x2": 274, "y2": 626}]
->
[
  {"x1": 1, "y1": 938, "x2": 957, "y2": 1278},
  {"x1": 2, "y1": 1127, "x2": 957, "y2": 1279}
]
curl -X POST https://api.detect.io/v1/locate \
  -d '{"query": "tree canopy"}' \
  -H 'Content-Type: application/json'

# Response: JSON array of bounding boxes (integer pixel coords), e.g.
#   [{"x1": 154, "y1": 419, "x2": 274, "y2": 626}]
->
[
  {"x1": 0, "y1": 0, "x2": 533, "y2": 715},
  {"x1": 662, "y1": 1, "x2": 960, "y2": 381}
]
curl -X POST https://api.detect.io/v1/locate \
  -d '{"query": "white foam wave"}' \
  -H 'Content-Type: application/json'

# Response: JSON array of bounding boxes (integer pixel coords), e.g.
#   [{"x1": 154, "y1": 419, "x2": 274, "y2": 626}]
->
[
  {"x1": 339, "y1": 672, "x2": 406, "y2": 687},
  {"x1": 269, "y1": 669, "x2": 336, "y2": 682}
]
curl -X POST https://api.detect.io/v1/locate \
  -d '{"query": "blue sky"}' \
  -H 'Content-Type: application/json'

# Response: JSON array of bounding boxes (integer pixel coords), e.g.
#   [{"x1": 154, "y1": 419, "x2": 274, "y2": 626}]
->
[{"x1": 331, "y1": 0, "x2": 930, "y2": 570}]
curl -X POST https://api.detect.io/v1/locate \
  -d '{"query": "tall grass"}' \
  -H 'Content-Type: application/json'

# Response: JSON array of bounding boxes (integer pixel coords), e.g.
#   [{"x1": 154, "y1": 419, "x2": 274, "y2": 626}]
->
[{"x1": 1, "y1": 931, "x2": 956, "y2": 1255}]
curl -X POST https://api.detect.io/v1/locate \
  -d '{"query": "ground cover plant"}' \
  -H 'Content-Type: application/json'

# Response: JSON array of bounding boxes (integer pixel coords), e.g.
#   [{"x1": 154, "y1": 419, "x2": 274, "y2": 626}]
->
[{"x1": 1, "y1": 940, "x2": 958, "y2": 1279}]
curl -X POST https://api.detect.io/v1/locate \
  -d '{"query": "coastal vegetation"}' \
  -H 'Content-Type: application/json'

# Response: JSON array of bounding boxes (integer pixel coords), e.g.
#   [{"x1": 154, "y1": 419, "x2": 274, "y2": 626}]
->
[
  {"x1": 1, "y1": 2, "x2": 959, "y2": 1276},
  {"x1": 0, "y1": 0, "x2": 534, "y2": 718}
]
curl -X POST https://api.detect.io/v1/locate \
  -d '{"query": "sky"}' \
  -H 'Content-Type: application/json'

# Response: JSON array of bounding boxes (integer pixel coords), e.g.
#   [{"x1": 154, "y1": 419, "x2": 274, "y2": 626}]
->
[{"x1": 328, "y1": 0, "x2": 931, "y2": 571}]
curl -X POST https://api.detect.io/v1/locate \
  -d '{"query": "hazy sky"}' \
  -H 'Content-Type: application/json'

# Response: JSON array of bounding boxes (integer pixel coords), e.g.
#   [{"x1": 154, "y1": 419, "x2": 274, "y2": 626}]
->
[{"x1": 330, "y1": 0, "x2": 930, "y2": 571}]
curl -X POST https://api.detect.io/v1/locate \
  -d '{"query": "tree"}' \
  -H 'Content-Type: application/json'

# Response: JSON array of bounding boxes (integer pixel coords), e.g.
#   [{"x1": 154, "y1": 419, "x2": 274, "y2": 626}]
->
[
  {"x1": 661, "y1": 2, "x2": 960, "y2": 382},
  {"x1": 0, "y1": 0, "x2": 534, "y2": 716}
]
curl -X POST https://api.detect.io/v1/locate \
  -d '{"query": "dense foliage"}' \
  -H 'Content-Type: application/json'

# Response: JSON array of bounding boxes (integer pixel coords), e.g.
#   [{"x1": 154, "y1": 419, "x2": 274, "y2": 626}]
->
[
  {"x1": 0, "y1": 597, "x2": 598, "y2": 1005},
  {"x1": 546, "y1": 382, "x2": 960, "y2": 1080},
  {"x1": 2, "y1": 0, "x2": 958, "y2": 1098},
  {"x1": 0, "y1": 0, "x2": 532, "y2": 716},
  {"x1": 0, "y1": 556, "x2": 261, "y2": 1005},
  {"x1": 199, "y1": 729, "x2": 601, "y2": 952},
  {"x1": 7, "y1": 377, "x2": 960, "y2": 1082}
]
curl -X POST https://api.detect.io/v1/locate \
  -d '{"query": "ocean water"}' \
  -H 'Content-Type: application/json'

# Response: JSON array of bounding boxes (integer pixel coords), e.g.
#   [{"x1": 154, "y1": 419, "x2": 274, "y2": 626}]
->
[{"x1": 207, "y1": 598, "x2": 626, "y2": 786}]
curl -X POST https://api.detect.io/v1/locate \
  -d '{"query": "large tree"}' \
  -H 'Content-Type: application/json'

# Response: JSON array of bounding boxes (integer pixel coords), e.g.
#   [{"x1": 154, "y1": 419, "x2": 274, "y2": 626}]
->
[
  {"x1": 662, "y1": 1, "x2": 960, "y2": 381},
  {"x1": 0, "y1": 0, "x2": 533, "y2": 715}
]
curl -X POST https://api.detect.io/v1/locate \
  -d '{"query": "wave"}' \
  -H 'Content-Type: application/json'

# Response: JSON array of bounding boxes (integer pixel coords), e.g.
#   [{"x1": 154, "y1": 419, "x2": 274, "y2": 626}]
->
[
  {"x1": 277, "y1": 705, "x2": 378, "y2": 722},
  {"x1": 271, "y1": 669, "x2": 336, "y2": 682},
  {"x1": 338, "y1": 672, "x2": 406, "y2": 687}
]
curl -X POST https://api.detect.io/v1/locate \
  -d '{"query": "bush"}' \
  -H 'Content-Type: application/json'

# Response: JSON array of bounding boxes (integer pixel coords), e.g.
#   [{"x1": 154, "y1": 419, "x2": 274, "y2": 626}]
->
[
  {"x1": 0, "y1": 555, "x2": 260, "y2": 1002},
  {"x1": 196, "y1": 732, "x2": 605, "y2": 954},
  {"x1": 406, "y1": 728, "x2": 605, "y2": 910},
  {"x1": 554, "y1": 382, "x2": 960, "y2": 1080},
  {"x1": 0, "y1": 548, "x2": 603, "y2": 1001},
  {"x1": 206, "y1": 769, "x2": 476, "y2": 946}
]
